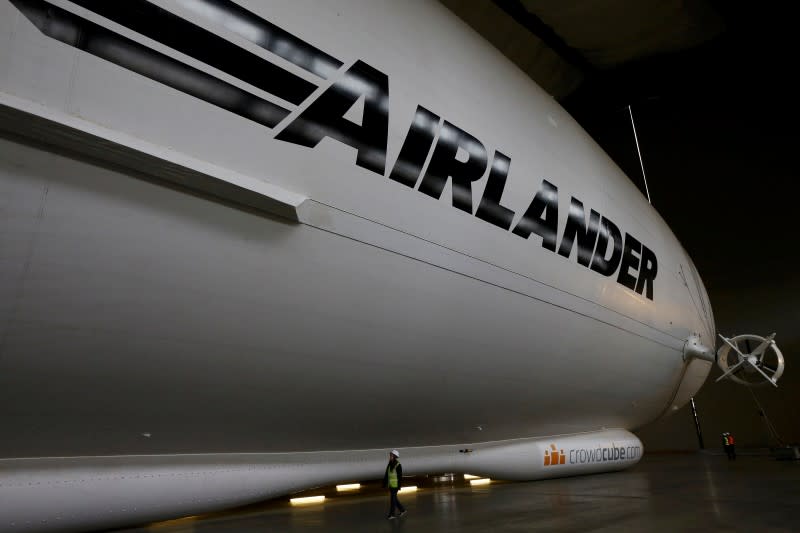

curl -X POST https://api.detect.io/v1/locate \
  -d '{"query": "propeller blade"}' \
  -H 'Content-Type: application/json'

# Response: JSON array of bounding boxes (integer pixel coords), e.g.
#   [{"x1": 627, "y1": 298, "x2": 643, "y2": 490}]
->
[
  {"x1": 745, "y1": 358, "x2": 779, "y2": 387},
  {"x1": 719, "y1": 335, "x2": 746, "y2": 358},
  {"x1": 752, "y1": 333, "x2": 776, "y2": 360},
  {"x1": 715, "y1": 359, "x2": 747, "y2": 382}
]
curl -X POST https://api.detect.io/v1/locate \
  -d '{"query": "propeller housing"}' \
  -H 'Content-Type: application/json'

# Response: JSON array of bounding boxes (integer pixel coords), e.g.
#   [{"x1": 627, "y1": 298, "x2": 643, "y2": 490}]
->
[{"x1": 716, "y1": 333, "x2": 785, "y2": 387}]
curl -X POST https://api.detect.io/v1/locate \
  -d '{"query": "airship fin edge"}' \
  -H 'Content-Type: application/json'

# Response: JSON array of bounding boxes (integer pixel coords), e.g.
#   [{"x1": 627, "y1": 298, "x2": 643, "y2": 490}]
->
[{"x1": 0, "y1": 92, "x2": 307, "y2": 221}]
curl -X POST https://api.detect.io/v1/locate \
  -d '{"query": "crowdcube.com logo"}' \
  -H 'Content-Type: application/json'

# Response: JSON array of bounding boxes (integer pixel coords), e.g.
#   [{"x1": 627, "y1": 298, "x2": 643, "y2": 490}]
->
[
  {"x1": 543, "y1": 444, "x2": 566, "y2": 466},
  {"x1": 544, "y1": 443, "x2": 642, "y2": 466}
]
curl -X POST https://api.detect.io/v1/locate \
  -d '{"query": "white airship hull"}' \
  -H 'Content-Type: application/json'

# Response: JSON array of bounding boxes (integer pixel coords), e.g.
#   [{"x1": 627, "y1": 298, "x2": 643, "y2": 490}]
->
[
  {"x1": 0, "y1": 133, "x2": 704, "y2": 453},
  {"x1": 0, "y1": 0, "x2": 714, "y2": 530}
]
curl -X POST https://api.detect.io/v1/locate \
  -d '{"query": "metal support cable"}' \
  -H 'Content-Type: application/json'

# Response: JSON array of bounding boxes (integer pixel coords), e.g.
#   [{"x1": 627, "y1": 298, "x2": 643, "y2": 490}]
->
[
  {"x1": 628, "y1": 105, "x2": 651, "y2": 204},
  {"x1": 748, "y1": 387, "x2": 784, "y2": 447}
]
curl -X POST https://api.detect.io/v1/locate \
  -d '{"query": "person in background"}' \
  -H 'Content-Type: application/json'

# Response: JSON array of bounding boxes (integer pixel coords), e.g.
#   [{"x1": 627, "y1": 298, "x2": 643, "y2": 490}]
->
[
  {"x1": 726, "y1": 432, "x2": 736, "y2": 460},
  {"x1": 382, "y1": 449, "x2": 407, "y2": 520}
]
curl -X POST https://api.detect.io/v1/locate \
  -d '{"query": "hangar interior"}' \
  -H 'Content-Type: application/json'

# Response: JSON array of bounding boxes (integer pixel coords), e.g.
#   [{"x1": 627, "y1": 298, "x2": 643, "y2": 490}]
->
[
  {"x1": 442, "y1": 0, "x2": 799, "y2": 450},
  {"x1": 1, "y1": 0, "x2": 798, "y2": 531},
  {"x1": 116, "y1": 2, "x2": 800, "y2": 529}
]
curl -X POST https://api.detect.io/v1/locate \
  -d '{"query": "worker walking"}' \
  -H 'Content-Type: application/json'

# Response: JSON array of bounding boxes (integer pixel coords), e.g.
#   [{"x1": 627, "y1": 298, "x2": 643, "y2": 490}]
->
[
  {"x1": 382, "y1": 449, "x2": 407, "y2": 520},
  {"x1": 721, "y1": 432, "x2": 736, "y2": 460},
  {"x1": 726, "y1": 432, "x2": 736, "y2": 460}
]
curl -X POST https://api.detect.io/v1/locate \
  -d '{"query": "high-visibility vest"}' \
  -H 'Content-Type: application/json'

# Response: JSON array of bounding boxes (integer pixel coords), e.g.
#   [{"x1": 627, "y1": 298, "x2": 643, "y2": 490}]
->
[{"x1": 388, "y1": 465, "x2": 399, "y2": 488}]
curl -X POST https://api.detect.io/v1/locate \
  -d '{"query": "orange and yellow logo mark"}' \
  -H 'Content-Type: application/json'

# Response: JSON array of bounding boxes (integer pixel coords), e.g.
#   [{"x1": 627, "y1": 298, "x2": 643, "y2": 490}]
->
[{"x1": 544, "y1": 444, "x2": 566, "y2": 466}]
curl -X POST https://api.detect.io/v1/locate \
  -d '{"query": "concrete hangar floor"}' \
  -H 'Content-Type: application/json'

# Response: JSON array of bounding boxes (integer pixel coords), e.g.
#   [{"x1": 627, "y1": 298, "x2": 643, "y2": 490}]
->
[{"x1": 115, "y1": 453, "x2": 799, "y2": 532}]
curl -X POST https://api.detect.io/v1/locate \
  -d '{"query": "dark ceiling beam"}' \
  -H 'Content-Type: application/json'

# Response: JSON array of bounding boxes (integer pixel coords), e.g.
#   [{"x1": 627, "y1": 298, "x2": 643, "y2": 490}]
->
[{"x1": 492, "y1": 0, "x2": 596, "y2": 76}]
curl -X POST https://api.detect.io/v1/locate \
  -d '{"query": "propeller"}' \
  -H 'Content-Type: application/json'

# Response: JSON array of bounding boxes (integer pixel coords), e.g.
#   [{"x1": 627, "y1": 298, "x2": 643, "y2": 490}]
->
[{"x1": 715, "y1": 333, "x2": 784, "y2": 387}]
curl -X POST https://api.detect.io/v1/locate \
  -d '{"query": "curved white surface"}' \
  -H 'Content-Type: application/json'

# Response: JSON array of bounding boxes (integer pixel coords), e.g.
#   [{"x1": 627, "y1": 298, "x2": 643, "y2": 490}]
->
[
  {"x1": 0, "y1": 0, "x2": 712, "y2": 530},
  {"x1": 0, "y1": 429, "x2": 641, "y2": 532}
]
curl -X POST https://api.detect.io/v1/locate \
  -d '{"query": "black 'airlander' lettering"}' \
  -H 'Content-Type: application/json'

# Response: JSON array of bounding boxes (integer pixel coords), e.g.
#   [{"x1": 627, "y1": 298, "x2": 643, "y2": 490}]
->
[
  {"x1": 637, "y1": 246, "x2": 658, "y2": 300},
  {"x1": 417, "y1": 121, "x2": 489, "y2": 214},
  {"x1": 512, "y1": 180, "x2": 559, "y2": 252},
  {"x1": 275, "y1": 60, "x2": 390, "y2": 176},
  {"x1": 590, "y1": 218, "x2": 624, "y2": 276},
  {"x1": 272, "y1": 65, "x2": 658, "y2": 300},
  {"x1": 475, "y1": 152, "x2": 516, "y2": 231},
  {"x1": 557, "y1": 198, "x2": 601, "y2": 267},
  {"x1": 12, "y1": 0, "x2": 660, "y2": 300},
  {"x1": 617, "y1": 233, "x2": 643, "y2": 292},
  {"x1": 388, "y1": 106, "x2": 441, "y2": 188},
  {"x1": 616, "y1": 234, "x2": 657, "y2": 300}
]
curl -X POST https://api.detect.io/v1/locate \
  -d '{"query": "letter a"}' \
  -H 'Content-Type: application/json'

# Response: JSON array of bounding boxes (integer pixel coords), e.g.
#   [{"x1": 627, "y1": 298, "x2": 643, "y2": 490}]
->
[{"x1": 276, "y1": 60, "x2": 389, "y2": 176}]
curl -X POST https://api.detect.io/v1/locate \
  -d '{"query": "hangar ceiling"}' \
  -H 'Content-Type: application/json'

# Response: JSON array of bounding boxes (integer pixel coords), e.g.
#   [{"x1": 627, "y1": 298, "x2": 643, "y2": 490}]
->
[
  {"x1": 442, "y1": 0, "x2": 800, "y2": 450},
  {"x1": 440, "y1": 0, "x2": 724, "y2": 100},
  {"x1": 441, "y1": 1, "x2": 797, "y2": 122}
]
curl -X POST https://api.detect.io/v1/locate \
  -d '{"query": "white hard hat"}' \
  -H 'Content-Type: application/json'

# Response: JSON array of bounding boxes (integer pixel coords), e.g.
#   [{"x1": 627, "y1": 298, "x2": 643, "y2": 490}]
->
[{"x1": 391, "y1": 449, "x2": 400, "y2": 457}]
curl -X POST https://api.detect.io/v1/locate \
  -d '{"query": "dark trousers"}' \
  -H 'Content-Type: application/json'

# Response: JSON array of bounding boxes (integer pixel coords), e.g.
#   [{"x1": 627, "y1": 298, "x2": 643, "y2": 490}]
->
[
  {"x1": 726, "y1": 445, "x2": 736, "y2": 460},
  {"x1": 388, "y1": 488, "x2": 405, "y2": 516}
]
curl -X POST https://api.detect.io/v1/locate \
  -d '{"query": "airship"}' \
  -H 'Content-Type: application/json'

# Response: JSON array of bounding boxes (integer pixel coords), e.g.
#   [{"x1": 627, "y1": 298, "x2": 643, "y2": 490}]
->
[{"x1": 0, "y1": 0, "x2": 784, "y2": 531}]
